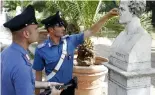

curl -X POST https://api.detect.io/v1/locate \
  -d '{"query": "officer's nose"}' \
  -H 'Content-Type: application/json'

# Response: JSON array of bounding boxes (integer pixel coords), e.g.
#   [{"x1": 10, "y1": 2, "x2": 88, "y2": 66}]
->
[
  {"x1": 61, "y1": 26, "x2": 65, "y2": 32},
  {"x1": 62, "y1": 26, "x2": 65, "y2": 30}
]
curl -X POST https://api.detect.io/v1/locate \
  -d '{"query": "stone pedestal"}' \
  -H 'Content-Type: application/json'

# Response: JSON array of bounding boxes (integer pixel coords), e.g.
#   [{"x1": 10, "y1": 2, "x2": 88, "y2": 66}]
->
[
  {"x1": 151, "y1": 48, "x2": 155, "y2": 86},
  {"x1": 104, "y1": 23, "x2": 155, "y2": 95},
  {"x1": 104, "y1": 63, "x2": 155, "y2": 95}
]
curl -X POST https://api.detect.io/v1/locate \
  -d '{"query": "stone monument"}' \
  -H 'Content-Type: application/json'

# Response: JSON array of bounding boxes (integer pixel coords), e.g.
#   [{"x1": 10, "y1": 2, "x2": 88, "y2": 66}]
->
[{"x1": 104, "y1": 0, "x2": 155, "y2": 95}]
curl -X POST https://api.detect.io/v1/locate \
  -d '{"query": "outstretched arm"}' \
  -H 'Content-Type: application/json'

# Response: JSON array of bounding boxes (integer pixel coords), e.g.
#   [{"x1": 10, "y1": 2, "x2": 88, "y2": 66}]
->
[{"x1": 84, "y1": 8, "x2": 119, "y2": 39}]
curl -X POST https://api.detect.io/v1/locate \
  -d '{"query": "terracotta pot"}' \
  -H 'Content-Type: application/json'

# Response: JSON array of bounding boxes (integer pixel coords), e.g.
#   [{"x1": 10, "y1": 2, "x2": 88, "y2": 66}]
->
[
  {"x1": 38, "y1": 29, "x2": 48, "y2": 44},
  {"x1": 73, "y1": 64, "x2": 108, "y2": 95}
]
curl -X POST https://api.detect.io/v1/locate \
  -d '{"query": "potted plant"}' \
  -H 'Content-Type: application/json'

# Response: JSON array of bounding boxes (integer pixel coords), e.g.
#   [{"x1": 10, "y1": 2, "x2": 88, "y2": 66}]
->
[{"x1": 73, "y1": 38, "x2": 108, "y2": 95}]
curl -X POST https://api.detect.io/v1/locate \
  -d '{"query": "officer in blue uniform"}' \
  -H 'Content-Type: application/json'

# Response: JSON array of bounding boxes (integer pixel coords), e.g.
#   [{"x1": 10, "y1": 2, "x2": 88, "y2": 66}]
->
[
  {"x1": 1, "y1": 5, "x2": 62, "y2": 95},
  {"x1": 33, "y1": 8, "x2": 119, "y2": 95},
  {"x1": 1, "y1": 5, "x2": 38, "y2": 95}
]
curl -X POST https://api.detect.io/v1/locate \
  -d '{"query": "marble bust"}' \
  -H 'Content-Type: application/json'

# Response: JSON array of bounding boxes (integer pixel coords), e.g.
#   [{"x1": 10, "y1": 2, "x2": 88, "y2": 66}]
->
[{"x1": 109, "y1": 0, "x2": 152, "y2": 71}]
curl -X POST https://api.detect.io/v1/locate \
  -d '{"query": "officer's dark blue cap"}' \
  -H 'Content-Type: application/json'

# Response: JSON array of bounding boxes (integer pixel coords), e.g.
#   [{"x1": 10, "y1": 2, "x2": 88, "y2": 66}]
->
[
  {"x1": 3, "y1": 5, "x2": 38, "y2": 32},
  {"x1": 41, "y1": 11, "x2": 65, "y2": 29}
]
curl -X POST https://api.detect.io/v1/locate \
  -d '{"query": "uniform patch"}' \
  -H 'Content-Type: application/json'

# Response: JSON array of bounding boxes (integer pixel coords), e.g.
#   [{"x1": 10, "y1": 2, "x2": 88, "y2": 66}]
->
[
  {"x1": 23, "y1": 54, "x2": 31, "y2": 66},
  {"x1": 26, "y1": 54, "x2": 30, "y2": 61}
]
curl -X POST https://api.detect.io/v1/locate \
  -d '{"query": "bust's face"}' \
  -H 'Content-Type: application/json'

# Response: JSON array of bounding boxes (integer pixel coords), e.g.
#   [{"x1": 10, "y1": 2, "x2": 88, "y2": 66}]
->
[{"x1": 119, "y1": 1, "x2": 133, "y2": 24}]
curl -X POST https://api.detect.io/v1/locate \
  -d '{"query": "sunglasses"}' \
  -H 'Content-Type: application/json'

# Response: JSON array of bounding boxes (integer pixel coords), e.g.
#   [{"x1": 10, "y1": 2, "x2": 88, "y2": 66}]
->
[{"x1": 55, "y1": 22, "x2": 65, "y2": 27}]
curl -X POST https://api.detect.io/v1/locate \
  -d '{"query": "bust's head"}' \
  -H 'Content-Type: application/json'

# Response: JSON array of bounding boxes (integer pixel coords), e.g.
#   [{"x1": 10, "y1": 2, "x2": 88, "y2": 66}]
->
[{"x1": 119, "y1": 0, "x2": 146, "y2": 24}]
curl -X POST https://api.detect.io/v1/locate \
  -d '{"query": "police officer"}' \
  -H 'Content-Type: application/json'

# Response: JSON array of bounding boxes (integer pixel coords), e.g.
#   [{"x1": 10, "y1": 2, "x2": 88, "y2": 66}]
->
[
  {"x1": 1, "y1": 5, "x2": 62, "y2": 95},
  {"x1": 33, "y1": 8, "x2": 118, "y2": 95}
]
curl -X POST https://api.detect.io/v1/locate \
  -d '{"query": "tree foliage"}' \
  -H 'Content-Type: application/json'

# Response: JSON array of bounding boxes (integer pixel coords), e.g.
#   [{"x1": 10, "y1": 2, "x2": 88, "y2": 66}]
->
[
  {"x1": 146, "y1": 1, "x2": 155, "y2": 27},
  {"x1": 3, "y1": 0, "x2": 154, "y2": 37}
]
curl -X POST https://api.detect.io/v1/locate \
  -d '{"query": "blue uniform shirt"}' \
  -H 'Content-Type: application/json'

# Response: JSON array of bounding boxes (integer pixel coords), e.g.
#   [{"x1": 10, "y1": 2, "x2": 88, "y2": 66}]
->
[
  {"x1": 1, "y1": 43, "x2": 35, "y2": 95},
  {"x1": 33, "y1": 33, "x2": 84, "y2": 84}
]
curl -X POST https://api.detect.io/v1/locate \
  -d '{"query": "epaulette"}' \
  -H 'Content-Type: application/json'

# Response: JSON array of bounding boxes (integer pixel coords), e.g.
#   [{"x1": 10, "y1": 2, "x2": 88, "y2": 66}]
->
[
  {"x1": 62, "y1": 35, "x2": 69, "y2": 39},
  {"x1": 37, "y1": 43, "x2": 45, "y2": 49}
]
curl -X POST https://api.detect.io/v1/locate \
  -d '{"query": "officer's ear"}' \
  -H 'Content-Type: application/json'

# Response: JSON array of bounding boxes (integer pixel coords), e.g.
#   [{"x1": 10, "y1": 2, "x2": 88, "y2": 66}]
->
[
  {"x1": 48, "y1": 27, "x2": 54, "y2": 33},
  {"x1": 23, "y1": 30, "x2": 30, "y2": 39}
]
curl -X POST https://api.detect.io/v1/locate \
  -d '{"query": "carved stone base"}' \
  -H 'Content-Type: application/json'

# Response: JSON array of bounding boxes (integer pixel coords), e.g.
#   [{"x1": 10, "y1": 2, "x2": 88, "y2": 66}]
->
[
  {"x1": 104, "y1": 63, "x2": 155, "y2": 95},
  {"x1": 151, "y1": 49, "x2": 155, "y2": 86}
]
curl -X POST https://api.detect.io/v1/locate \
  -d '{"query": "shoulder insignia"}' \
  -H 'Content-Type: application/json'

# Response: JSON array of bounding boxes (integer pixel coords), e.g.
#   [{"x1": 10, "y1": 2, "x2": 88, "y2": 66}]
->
[
  {"x1": 62, "y1": 35, "x2": 69, "y2": 39},
  {"x1": 37, "y1": 43, "x2": 45, "y2": 49}
]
